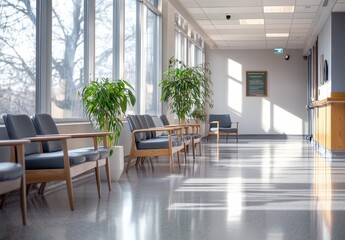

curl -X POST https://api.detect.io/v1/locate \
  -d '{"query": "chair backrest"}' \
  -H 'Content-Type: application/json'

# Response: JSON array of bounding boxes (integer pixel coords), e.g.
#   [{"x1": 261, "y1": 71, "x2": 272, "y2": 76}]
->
[
  {"x1": 2, "y1": 114, "x2": 41, "y2": 156},
  {"x1": 159, "y1": 115, "x2": 170, "y2": 126},
  {"x1": 209, "y1": 114, "x2": 232, "y2": 128},
  {"x1": 143, "y1": 114, "x2": 157, "y2": 138},
  {"x1": 137, "y1": 115, "x2": 153, "y2": 139},
  {"x1": 31, "y1": 113, "x2": 62, "y2": 152},
  {"x1": 127, "y1": 115, "x2": 146, "y2": 143}
]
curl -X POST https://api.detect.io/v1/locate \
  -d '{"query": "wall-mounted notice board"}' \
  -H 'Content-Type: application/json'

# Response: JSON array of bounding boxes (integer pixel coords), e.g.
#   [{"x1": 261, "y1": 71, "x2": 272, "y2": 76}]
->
[{"x1": 246, "y1": 71, "x2": 267, "y2": 97}]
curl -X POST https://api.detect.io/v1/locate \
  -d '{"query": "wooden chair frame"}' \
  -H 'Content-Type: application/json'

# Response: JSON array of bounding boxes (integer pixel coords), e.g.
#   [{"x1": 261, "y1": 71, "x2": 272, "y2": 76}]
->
[
  {"x1": 126, "y1": 127, "x2": 184, "y2": 173},
  {"x1": 207, "y1": 121, "x2": 239, "y2": 143},
  {"x1": 24, "y1": 133, "x2": 109, "y2": 210},
  {"x1": 166, "y1": 123, "x2": 202, "y2": 160},
  {"x1": 0, "y1": 139, "x2": 30, "y2": 225}
]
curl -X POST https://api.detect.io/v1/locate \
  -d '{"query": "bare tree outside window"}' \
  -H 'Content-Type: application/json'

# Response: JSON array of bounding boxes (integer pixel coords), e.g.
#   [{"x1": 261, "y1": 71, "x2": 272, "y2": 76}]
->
[
  {"x1": 95, "y1": 0, "x2": 112, "y2": 79},
  {"x1": 0, "y1": 0, "x2": 36, "y2": 115},
  {"x1": 124, "y1": 0, "x2": 137, "y2": 114},
  {"x1": 51, "y1": 0, "x2": 84, "y2": 118}
]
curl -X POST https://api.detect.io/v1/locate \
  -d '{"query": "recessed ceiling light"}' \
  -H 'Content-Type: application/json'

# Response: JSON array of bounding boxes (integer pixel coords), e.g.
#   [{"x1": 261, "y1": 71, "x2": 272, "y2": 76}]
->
[
  {"x1": 264, "y1": 6, "x2": 295, "y2": 13},
  {"x1": 239, "y1": 19, "x2": 264, "y2": 25},
  {"x1": 266, "y1": 33, "x2": 289, "y2": 37}
]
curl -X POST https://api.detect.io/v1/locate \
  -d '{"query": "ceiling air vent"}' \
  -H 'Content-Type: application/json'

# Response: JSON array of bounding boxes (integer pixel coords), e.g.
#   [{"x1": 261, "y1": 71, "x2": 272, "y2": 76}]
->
[{"x1": 322, "y1": 0, "x2": 329, "y2": 7}]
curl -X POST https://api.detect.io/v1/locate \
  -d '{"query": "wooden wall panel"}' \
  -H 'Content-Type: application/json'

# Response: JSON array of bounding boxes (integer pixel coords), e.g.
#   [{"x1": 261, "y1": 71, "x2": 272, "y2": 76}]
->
[
  {"x1": 313, "y1": 92, "x2": 345, "y2": 151},
  {"x1": 330, "y1": 103, "x2": 345, "y2": 150}
]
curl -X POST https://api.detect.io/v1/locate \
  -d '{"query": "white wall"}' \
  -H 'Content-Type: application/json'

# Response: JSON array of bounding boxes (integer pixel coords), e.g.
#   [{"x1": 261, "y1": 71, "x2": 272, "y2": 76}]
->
[
  {"x1": 318, "y1": 15, "x2": 332, "y2": 99},
  {"x1": 207, "y1": 49, "x2": 308, "y2": 135}
]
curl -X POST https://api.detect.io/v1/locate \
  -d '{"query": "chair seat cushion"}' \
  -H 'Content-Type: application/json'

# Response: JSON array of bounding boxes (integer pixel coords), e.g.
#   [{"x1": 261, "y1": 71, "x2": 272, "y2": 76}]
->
[
  {"x1": 0, "y1": 163, "x2": 23, "y2": 181},
  {"x1": 137, "y1": 138, "x2": 183, "y2": 150},
  {"x1": 25, "y1": 151, "x2": 86, "y2": 170},
  {"x1": 191, "y1": 133, "x2": 202, "y2": 139},
  {"x1": 74, "y1": 147, "x2": 110, "y2": 159},
  {"x1": 210, "y1": 127, "x2": 237, "y2": 133},
  {"x1": 69, "y1": 149, "x2": 100, "y2": 162},
  {"x1": 183, "y1": 134, "x2": 191, "y2": 140}
]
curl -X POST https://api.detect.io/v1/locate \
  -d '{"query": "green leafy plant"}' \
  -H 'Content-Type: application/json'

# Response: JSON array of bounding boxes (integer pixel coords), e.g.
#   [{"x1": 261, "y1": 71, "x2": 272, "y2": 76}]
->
[
  {"x1": 79, "y1": 77, "x2": 136, "y2": 146},
  {"x1": 160, "y1": 57, "x2": 213, "y2": 123}
]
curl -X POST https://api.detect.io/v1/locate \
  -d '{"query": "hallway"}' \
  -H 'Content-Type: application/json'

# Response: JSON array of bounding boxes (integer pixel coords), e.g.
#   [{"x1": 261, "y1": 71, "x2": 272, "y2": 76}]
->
[{"x1": 1, "y1": 138, "x2": 345, "y2": 240}]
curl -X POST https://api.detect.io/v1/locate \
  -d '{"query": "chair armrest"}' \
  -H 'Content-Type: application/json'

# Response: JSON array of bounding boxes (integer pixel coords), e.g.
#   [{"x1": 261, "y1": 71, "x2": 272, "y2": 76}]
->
[
  {"x1": 68, "y1": 132, "x2": 112, "y2": 138},
  {"x1": 231, "y1": 122, "x2": 239, "y2": 128},
  {"x1": 68, "y1": 132, "x2": 113, "y2": 148},
  {"x1": 164, "y1": 124, "x2": 201, "y2": 134},
  {"x1": 209, "y1": 121, "x2": 219, "y2": 130},
  {"x1": 0, "y1": 139, "x2": 30, "y2": 146},
  {"x1": 0, "y1": 139, "x2": 30, "y2": 166},
  {"x1": 27, "y1": 134, "x2": 71, "y2": 142},
  {"x1": 133, "y1": 126, "x2": 182, "y2": 134}
]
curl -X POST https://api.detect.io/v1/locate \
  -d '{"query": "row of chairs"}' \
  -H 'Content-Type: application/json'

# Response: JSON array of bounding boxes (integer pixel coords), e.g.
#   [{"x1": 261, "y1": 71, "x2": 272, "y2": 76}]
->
[
  {"x1": 125, "y1": 114, "x2": 202, "y2": 173},
  {"x1": 0, "y1": 113, "x2": 112, "y2": 225}
]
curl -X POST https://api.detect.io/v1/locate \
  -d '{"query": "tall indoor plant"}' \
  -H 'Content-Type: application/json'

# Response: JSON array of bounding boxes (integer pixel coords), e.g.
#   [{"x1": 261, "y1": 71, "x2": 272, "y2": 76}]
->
[
  {"x1": 160, "y1": 57, "x2": 213, "y2": 123},
  {"x1": 80, "y1": 77, "x2": 136, "y2": 180}
]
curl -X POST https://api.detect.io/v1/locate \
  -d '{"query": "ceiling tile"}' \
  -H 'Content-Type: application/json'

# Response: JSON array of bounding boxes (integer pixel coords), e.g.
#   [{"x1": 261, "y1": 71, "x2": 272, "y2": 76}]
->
[
  {"x1": 194, "y1": 0, "x2": 263, "y2": 7},
  {"x1": 294, "y1": 12, "x2": 316, "y2": 18},
  {"x1": 177, "y1": 0, "x2": 199, "y2": 8},
  {"x1": 263, "y1": 0, "x2": 295, "y2": 6},
  {"x1": 202, "y1": 7, "x2": 262, "y2": 14},
  {"x1": 265, "y1": 24, "x2": 291, "y2": 29},
  {"x1": 264, "y1": 13, "x2": 294, "y2": 19},
  {"x1": 333, "y1": 3, "x2": 345, "y2": 11},
  {"x1": 266, "y1": 41, "x2": 288, "y2": 48},
  {"x1": 296, "y1": 0, "x2": 321, "y2": 6},
  {"x1": 292, "y1": 18, "x2": 313, "y2": 24},
  {"x1": 295, "y1": 5, "x2": 319, "y2": 12},
  {"x1": 175, "y1": 0, "x2": 333, "y2": 49},
  {"x1": 265, "y1": 18, "x2": 293, "y2": 24},
  {"x1": 291, "y1": 23, "x2": 312, "y2": 28}
]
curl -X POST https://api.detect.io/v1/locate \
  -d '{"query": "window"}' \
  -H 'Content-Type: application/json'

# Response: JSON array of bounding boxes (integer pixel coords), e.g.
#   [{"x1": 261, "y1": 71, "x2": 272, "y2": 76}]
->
[
  {"x1": 125, "y1": 0, "x2": 161, "y2": 115},
  {"x1": 174, "y1": 11, "x2": 205, "y2": 67},
  {"x1": 142, "y1": 8, "x2": 159, "y2": 114},
  {"x1": 124, "y1": 0, "x2": 137, "y2": 114},
  {"x1": 0, "y1": 0, "x2": 36, "y2": 115},
  {"x1": 0, "y1": 0, "x2": 163, "y2": 118},
  {"x1": 51, "y1": 0, "x2": 85, "y2": 118},
  {"x1": 95, "y1": 0, "x2": 113, "y2": 78}
]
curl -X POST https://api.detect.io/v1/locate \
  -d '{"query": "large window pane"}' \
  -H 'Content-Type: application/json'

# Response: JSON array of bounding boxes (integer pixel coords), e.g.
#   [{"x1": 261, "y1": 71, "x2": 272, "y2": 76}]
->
[
  {"x1": 51, "y1": 0, "x2": 84, "y2": 118},
  {"x1": 124, "y1": 0, "x2": 137, "y2": 114},
  {"x1": 0, "y1": 0, "x2": 36, "y2": 114},
  {"x1": 95, "y1": 0, "x2": 112, "y2": 78},
  {"x1": 143, "y1": 8, "x2": 158, "y2": 114}
]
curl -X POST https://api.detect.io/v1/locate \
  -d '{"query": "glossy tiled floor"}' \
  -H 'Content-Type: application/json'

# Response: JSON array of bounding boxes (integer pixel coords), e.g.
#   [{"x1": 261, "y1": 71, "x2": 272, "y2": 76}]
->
[{"x1": 1, "y1": 138, "x2": 345, "y2": 240}]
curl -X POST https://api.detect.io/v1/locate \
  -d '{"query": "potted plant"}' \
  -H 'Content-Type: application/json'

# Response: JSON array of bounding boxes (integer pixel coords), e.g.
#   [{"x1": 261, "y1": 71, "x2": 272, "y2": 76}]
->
[
  {"x1": 80, "y1": 77, "x2": 136, "y2": 181},
  {"x1": 160, "y1": 57, "x2": 213, "y2": 123}
]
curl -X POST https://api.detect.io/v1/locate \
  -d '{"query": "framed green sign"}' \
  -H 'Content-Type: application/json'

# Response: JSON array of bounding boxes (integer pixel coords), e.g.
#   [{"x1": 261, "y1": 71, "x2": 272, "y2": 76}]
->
[{"x1": 246, "y1": 71, "x2": 267, "y2": 97}]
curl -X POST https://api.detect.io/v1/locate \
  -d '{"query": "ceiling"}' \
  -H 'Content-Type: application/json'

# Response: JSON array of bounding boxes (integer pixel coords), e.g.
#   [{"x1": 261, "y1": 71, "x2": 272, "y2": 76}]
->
[{"x1": 174, "y1": 0, "x2": 345, "y2": 51}]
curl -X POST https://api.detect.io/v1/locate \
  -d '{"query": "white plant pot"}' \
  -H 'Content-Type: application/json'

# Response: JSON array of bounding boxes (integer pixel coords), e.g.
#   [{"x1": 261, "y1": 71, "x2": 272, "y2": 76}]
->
[{"x1": 100, "y1": 145, "x2": 124, "y2": 182}]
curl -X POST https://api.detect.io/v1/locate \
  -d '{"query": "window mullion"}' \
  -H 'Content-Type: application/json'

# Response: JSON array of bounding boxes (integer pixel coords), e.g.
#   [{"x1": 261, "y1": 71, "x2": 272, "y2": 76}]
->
[{"x1": 37, "y1": 0, "x2": 52, "y2": 114}]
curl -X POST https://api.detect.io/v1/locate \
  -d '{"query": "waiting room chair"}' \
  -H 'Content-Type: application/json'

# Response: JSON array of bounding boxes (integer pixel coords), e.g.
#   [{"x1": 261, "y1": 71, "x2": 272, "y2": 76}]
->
[
  {"x1": 2, "y1": 113, "x2": 101, "y2": 210},
  {"x1": 207, "y1": 114, "x2": 239, "y2": 143},
  {"x1": 126, "y1": 115, "x2": 184, "y2": 173},
  {"x1": 160, "y1": 114, "x2": 202, "y2": 160},
  {"x1": 0, "y1": 139, "x2": 30, "y2": 225},
  {"x1": 31, "y1": 113, "x2": 112, "y2": 194}
]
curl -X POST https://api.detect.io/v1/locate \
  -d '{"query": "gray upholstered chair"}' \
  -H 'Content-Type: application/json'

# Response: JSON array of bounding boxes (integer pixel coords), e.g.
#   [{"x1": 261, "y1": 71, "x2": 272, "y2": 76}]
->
[
  {"x1": 126, "y1": 115, "x2": 184, "y2": 173},
  {"x1": 159, "y1": 114, "x2": 202, "y2": 160},
  {"x1": 31, "y1": 113, "x2": 112, "y2": 194},
  {"x1": 2, "y1": 113, "x2": 100, "y2": 210},
  {"x1": 0, "y1": 139, "x2": 30, "y2": 225},
  {"x1": 207, "y1": 114, "x2": 239, "y2": 143}
]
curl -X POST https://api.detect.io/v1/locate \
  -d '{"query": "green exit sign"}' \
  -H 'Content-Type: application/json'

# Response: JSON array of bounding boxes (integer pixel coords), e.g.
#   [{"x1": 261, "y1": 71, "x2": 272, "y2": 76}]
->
[{"x1": 274, "y1": 48, "x2": 284, "y2": 54}]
